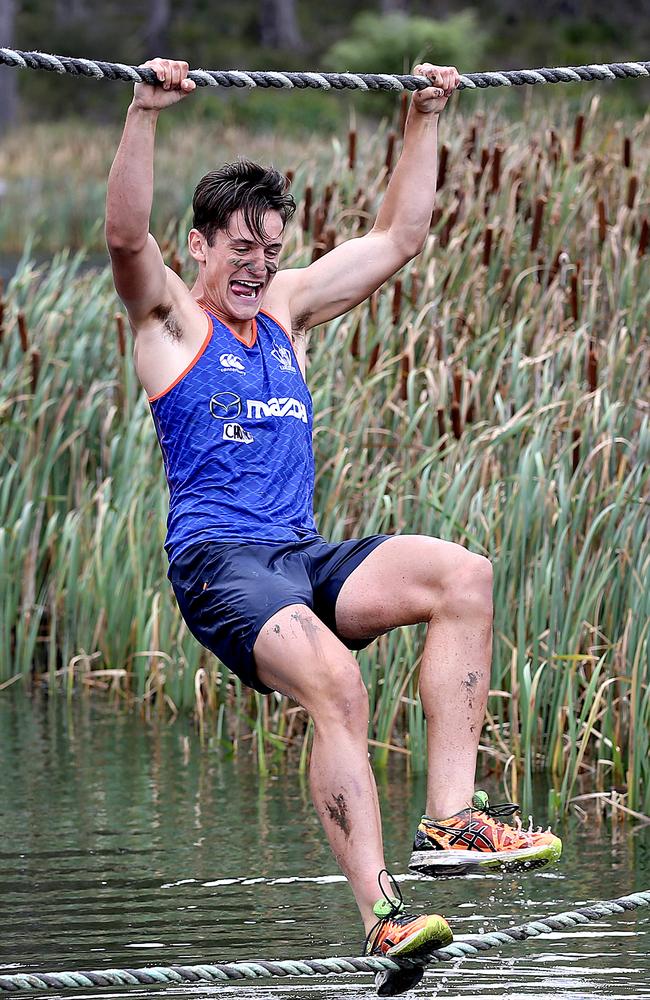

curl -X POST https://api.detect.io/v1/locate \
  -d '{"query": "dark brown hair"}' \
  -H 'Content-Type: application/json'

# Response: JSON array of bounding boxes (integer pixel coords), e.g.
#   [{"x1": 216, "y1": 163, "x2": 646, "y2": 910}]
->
[{"x1": 192, "y1": 160, "x2": 295, "y2": 246}]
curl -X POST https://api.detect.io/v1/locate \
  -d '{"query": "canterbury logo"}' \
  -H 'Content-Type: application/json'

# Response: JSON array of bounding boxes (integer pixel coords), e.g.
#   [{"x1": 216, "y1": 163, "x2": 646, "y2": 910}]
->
[
  {"x1": 247, "y1": 397, "x2": 308, "y2": 423},
  {"x1": 219, "y1": 353, "x2": 245, "y2": 372}
]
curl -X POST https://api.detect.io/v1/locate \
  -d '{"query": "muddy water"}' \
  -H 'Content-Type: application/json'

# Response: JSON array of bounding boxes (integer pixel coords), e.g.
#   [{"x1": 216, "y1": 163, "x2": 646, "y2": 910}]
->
[{"x1": 1, "y1": 695, "x2": 649, "y2": 998}]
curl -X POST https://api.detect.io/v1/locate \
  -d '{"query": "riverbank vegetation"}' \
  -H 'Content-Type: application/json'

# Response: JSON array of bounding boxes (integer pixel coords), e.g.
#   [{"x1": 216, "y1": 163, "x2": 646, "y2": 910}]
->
[{"x1": 1, "y1": 97, "x2": 648, "y2": 818}]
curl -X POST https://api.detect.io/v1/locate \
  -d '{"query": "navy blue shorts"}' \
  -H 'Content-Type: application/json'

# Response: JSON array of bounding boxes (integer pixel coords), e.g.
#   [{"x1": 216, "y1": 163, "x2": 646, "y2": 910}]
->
[{"x1": 168, "y1": 534, "x2": 390, "y2": 694}]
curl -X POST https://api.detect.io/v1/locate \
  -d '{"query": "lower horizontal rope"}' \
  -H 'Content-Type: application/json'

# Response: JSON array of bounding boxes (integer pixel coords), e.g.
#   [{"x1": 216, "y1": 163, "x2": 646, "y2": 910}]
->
[
  {"x1": 0, "y1": 48, "x2": 648, "y2": 92},
  {"x1": 0, "y1": 889, "x2": 648, "y2": 991}
]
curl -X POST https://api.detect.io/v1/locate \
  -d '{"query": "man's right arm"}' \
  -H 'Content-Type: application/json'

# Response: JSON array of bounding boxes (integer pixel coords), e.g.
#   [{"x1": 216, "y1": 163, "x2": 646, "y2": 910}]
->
[{"x1": 105, "y1": 59, "x2": 195, "y2": 327}]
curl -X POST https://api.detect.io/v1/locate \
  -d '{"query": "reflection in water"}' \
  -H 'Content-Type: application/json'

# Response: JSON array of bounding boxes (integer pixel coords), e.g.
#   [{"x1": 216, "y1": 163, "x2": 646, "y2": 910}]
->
[{"x1": 0, "y1": 694, "x2": 649, "y2": 998}]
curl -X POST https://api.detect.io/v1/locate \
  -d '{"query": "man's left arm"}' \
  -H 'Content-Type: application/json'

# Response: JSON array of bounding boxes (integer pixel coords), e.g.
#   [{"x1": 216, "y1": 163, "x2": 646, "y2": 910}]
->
[{"x1": 274, "y1": 63, "x2": 460, "y2": 331}]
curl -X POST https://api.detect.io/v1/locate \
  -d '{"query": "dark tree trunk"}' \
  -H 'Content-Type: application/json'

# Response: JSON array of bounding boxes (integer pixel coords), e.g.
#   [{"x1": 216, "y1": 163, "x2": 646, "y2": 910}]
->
[
  {"x1": 143, "y1": 0, "x2": 171, "y2": 59},
  {"x1": 380, "y1": 0, "x2": 410, "y2": 12},
  {"x1": 0, "y1": 0, "x2": 18, "y2": 130},
  {"x1": 260, "y1": 0, "x2": 304, "y2": 51}
]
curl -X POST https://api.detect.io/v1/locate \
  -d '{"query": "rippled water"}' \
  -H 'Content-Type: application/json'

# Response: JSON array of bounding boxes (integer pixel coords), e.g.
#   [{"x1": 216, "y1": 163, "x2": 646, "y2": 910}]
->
[{"x1": 1, "y1": 695, "x2": 649, "y2": 998}]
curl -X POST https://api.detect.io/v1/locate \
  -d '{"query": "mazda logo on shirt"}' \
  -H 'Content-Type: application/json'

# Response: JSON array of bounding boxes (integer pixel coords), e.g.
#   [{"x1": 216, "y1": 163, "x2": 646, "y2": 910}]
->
[{"x1": 209, "y1": 392, "x2": 242, "y2": 420}]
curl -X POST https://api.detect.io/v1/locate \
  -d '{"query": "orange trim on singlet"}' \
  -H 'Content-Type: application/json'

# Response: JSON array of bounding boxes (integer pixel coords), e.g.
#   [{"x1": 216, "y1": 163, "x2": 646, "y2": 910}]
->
[
  {"x1": 147, "y1": 325, "x2": 213, "y2": 403},
  {"x1": 259, "y1": 309, "x2": 305, "y2": 374},
  {"x1": 201, "y1": 305, "x2": 258, "y2": 349},
  {"x1": 259, "y1": 308, "x2": 292, "y2": 343}
]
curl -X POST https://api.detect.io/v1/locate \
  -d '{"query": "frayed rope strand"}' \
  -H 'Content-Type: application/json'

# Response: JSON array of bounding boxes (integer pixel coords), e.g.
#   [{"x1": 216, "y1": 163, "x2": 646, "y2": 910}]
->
[
  {"x1": 0, "y1": 889, "x2": 648, "y2": 991},
  {"x1": 0, "y1": 48, "x2": 648, "y2": 92}
]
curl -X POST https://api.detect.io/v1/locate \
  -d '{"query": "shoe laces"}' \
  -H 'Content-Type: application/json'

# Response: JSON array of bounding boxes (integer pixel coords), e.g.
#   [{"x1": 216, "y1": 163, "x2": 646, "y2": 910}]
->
[
  {"x1": 472, "y1": 798, "x2": 549, "y2": 845},
  {"x1": 363, "y1": 868, "x2": 405, "y2": 955}
]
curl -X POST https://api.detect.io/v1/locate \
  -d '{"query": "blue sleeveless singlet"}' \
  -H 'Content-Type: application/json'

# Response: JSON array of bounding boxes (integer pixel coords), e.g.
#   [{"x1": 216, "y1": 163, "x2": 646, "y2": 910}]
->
[{"x1": 149, "y1": 309, "x2": 318, "y2": 563}]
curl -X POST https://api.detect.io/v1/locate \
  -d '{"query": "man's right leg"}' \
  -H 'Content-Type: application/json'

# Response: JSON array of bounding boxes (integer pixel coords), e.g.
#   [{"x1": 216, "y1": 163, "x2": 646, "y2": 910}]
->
[{"x1": 253, "y1": 602, "x2": 385, "y2": 932}]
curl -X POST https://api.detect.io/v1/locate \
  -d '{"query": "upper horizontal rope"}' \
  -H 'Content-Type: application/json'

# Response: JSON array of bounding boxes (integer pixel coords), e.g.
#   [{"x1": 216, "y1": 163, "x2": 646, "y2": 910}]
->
[
  {"x1": 0, "y1": 48, "x2": 649, "y2": 93},
  {"x1": 0, "y1": 888, "x2": 648, "y2": 991}
]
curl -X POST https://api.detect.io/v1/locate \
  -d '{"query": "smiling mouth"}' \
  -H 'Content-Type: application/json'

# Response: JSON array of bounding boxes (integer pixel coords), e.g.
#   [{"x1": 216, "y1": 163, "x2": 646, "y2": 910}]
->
[{"x1": 230, "y1": 279, "x2": 264, "y2": 299}]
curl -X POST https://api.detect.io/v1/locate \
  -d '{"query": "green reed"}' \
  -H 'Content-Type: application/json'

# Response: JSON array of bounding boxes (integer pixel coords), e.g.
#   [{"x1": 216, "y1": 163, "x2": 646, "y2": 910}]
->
[{"x1": 1, "y1": 96, "x2": 648, "y2": 816}]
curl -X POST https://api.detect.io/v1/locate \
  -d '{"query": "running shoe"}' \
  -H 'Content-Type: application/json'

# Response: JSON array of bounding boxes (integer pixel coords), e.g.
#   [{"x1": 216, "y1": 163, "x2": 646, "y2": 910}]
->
[
  {"x1": 364, "y1": 869, "x2": 452, "y2": 996},
  {"x1": 409, "y1": 790, "x2": 562, "y2": 876}
]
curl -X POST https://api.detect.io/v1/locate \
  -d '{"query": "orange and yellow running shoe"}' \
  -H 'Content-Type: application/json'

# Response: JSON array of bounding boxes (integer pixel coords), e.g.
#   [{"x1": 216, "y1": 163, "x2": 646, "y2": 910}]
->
[
  {"x1": 409, "y1": 790, "x2": 562, "y2": 877},
  {"x1": 364, "y1": 870, "x2": 452, "y2": 996}
]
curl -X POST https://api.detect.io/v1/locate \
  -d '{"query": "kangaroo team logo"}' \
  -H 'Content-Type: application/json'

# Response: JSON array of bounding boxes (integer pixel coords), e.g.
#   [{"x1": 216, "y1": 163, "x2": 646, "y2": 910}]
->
[
  {"x1": 209, "y1": 391, "x2": 242, "y2": 420},
  {"x1": 271, "y1": 340, "x2": 295, "y2": 373}
]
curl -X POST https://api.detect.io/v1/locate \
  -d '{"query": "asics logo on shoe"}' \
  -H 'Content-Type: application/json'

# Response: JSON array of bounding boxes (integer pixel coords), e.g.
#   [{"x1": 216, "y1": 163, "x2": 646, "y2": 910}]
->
[{"x1": 219, "y1": 353, "x2": 245, "y2": 372}]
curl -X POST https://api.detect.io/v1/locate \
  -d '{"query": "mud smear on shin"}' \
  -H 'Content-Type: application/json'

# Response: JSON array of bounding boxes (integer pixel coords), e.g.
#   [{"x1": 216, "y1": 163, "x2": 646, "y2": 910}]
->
[
  {"x1": 325, "y1": 792, "x2": 351, "y2": 839},
  {"x1": 461, "y1": 669, "x2": 480, "y2": 711}
]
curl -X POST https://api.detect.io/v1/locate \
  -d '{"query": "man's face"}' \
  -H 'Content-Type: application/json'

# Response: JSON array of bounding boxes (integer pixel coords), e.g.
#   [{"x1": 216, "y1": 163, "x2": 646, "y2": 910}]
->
[{"x1": 192, "y1": 209, "x2": 284, "y2": 321}]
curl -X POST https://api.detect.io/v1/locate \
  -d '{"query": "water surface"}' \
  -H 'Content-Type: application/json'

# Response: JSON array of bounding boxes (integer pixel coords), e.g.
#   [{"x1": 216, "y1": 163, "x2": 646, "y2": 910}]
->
[{"x1": 1, "y1": 695, "x2": 649, "y2": 998}]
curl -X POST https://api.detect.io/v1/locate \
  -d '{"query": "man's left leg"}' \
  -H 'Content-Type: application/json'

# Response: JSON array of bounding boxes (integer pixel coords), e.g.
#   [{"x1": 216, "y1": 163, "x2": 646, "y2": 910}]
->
[
  {"x1": 334, "y1": 534, "x2": 562, "y2": 874},
  {"x1": 334, "y1": 534, "x2": 492, "y2": 818}
]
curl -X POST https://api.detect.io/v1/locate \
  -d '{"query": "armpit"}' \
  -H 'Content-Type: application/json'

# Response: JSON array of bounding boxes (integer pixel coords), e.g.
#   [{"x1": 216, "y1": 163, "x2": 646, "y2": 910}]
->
[
  {"x1": 292, "y1": 311, "x2": 311, "y2": 338},
  {"x1": 150, "y1": 303, "x2": 182, "y2": 342}
]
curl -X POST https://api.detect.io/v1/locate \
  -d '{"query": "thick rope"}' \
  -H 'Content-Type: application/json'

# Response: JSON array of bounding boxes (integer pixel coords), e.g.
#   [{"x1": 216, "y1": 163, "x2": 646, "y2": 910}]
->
[
  {"x1": 0, "y1": 889, "x2": 648, "y2": 992},
  {"x1": 0, "y1": 48, "x2": 648, "y2": 93}
]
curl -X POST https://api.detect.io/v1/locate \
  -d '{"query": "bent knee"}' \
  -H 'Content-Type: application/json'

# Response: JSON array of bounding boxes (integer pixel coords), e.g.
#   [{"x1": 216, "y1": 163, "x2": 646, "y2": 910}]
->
[
  {"x1": 438, "y1": 552, "x2": 493, "y2": 621},
  {"x1": 309, "y1": 661, "x2": 369, "y2": 729}
]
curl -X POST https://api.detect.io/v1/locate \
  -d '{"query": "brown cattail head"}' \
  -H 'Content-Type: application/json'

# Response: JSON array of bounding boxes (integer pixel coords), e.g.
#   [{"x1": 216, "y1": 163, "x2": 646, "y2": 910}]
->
[
  {"x1": 350, "y1": 321, "x2": 360, "y2": 359},
  {"x1": 570, "y1": 273, "x2": 579, "y2": 322},
  {"x1": 572, "y1": 426, "x2": 581, "y2": 474},
  {"x1": 491, "y1": 145, "x2": 503, "y2": 194},
  {"x1": 597, "y1": 199, "x2": 607, "y2": 244},
  {"x1": 18, "y1": 311, "x2": 28, "y2": 352},
  {"x1": 348, "y1": 129, "x2": 357, "y2": 170},
  {"x1": 639, "y1": 218, "x2": 649, "y2": 258},
  {"x1": 385, "y1": 131, "x2": 396, "y2": 175},
  {"x1": 626, "y1": 175, "x2": 638, "y2": 210},
  {"x1": 115, "y1": 313, "x2": 126, "y2": 358},
  {"x1": 437, "y1": 144, "x2": 449, "y2": 190},
  {"x1": 587, "y1": 339, "x2": 598, "y2": 392},
  {"x1": 392, "y1": 279, "x2": 402, "y2": 326},
  {"x1": 400, "y1": 351, "x2": 409, "y2": 400},
  {"x1": 483, "y1": 225, "x2": 493, "y2": 268},
  {"x1": 410, "y1": 272, "x2": 420, "y2": 306},
  {"x1": 30, "y1": 348, "x2": 41, "y2": 393},
  {"x1": 369, "y1": 291, "x2": 379, "y2": 323},
  {"x1": 367, "y1": 342, "x2": 380, "y2": 374},
  {"x1": 171, "y1": 250, "x2": 183, "y2": 277},
  {"x1": 623, "y1": 136, "x2": 632, "y2": 169},
  {"x1": 452, "y1": 366, "x2": 463, "y2": 405},
  {"x1": 437, "y1": 406, "x2": 446, "y2": 443},
  {"x1": 323, "y1": 225, "x2": 336, "y2": 254},
  {"x1": 285, "y1": 170, "x2": 294, "y2": 187},
  {"x1": 450, "y1": 400, "x2": 462, "y2": 439},
  {"x1": 530, "y1": 196, "x2": 547, "y2": 252},
  {"x1": 323, "y1": 184, "x2": 335, "y2": 214},
  {"x1": 302, "y1": 185, "x2": 312, "y2": 233},
  {"x1": 313, "y1": 205, "x2": 325, "y2": 243},
  {"x1": 399, "y1": 92, "x2": 409, "y2": 136},
  {"x1": 573, "y1": 114, "x2": 585, "y2": 160}
]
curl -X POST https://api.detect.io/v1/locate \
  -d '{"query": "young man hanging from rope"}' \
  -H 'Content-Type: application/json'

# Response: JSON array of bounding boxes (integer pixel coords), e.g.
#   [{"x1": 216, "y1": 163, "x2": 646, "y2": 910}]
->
[{"x1": 106, "y1": 57, "x2": 562, "y2": 994}]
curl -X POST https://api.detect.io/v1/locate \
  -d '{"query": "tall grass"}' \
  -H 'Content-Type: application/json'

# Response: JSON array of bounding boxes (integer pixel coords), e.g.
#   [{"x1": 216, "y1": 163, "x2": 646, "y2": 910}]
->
[{"x1": 1, "y1": 95, "x2": 648, "y2": 815}]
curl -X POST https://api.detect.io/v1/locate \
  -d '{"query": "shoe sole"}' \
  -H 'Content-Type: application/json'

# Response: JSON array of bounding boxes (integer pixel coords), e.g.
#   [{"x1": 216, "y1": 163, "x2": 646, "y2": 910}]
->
[{"x1": 408, "y1": 837, "x2": 562, "y2": 877}]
